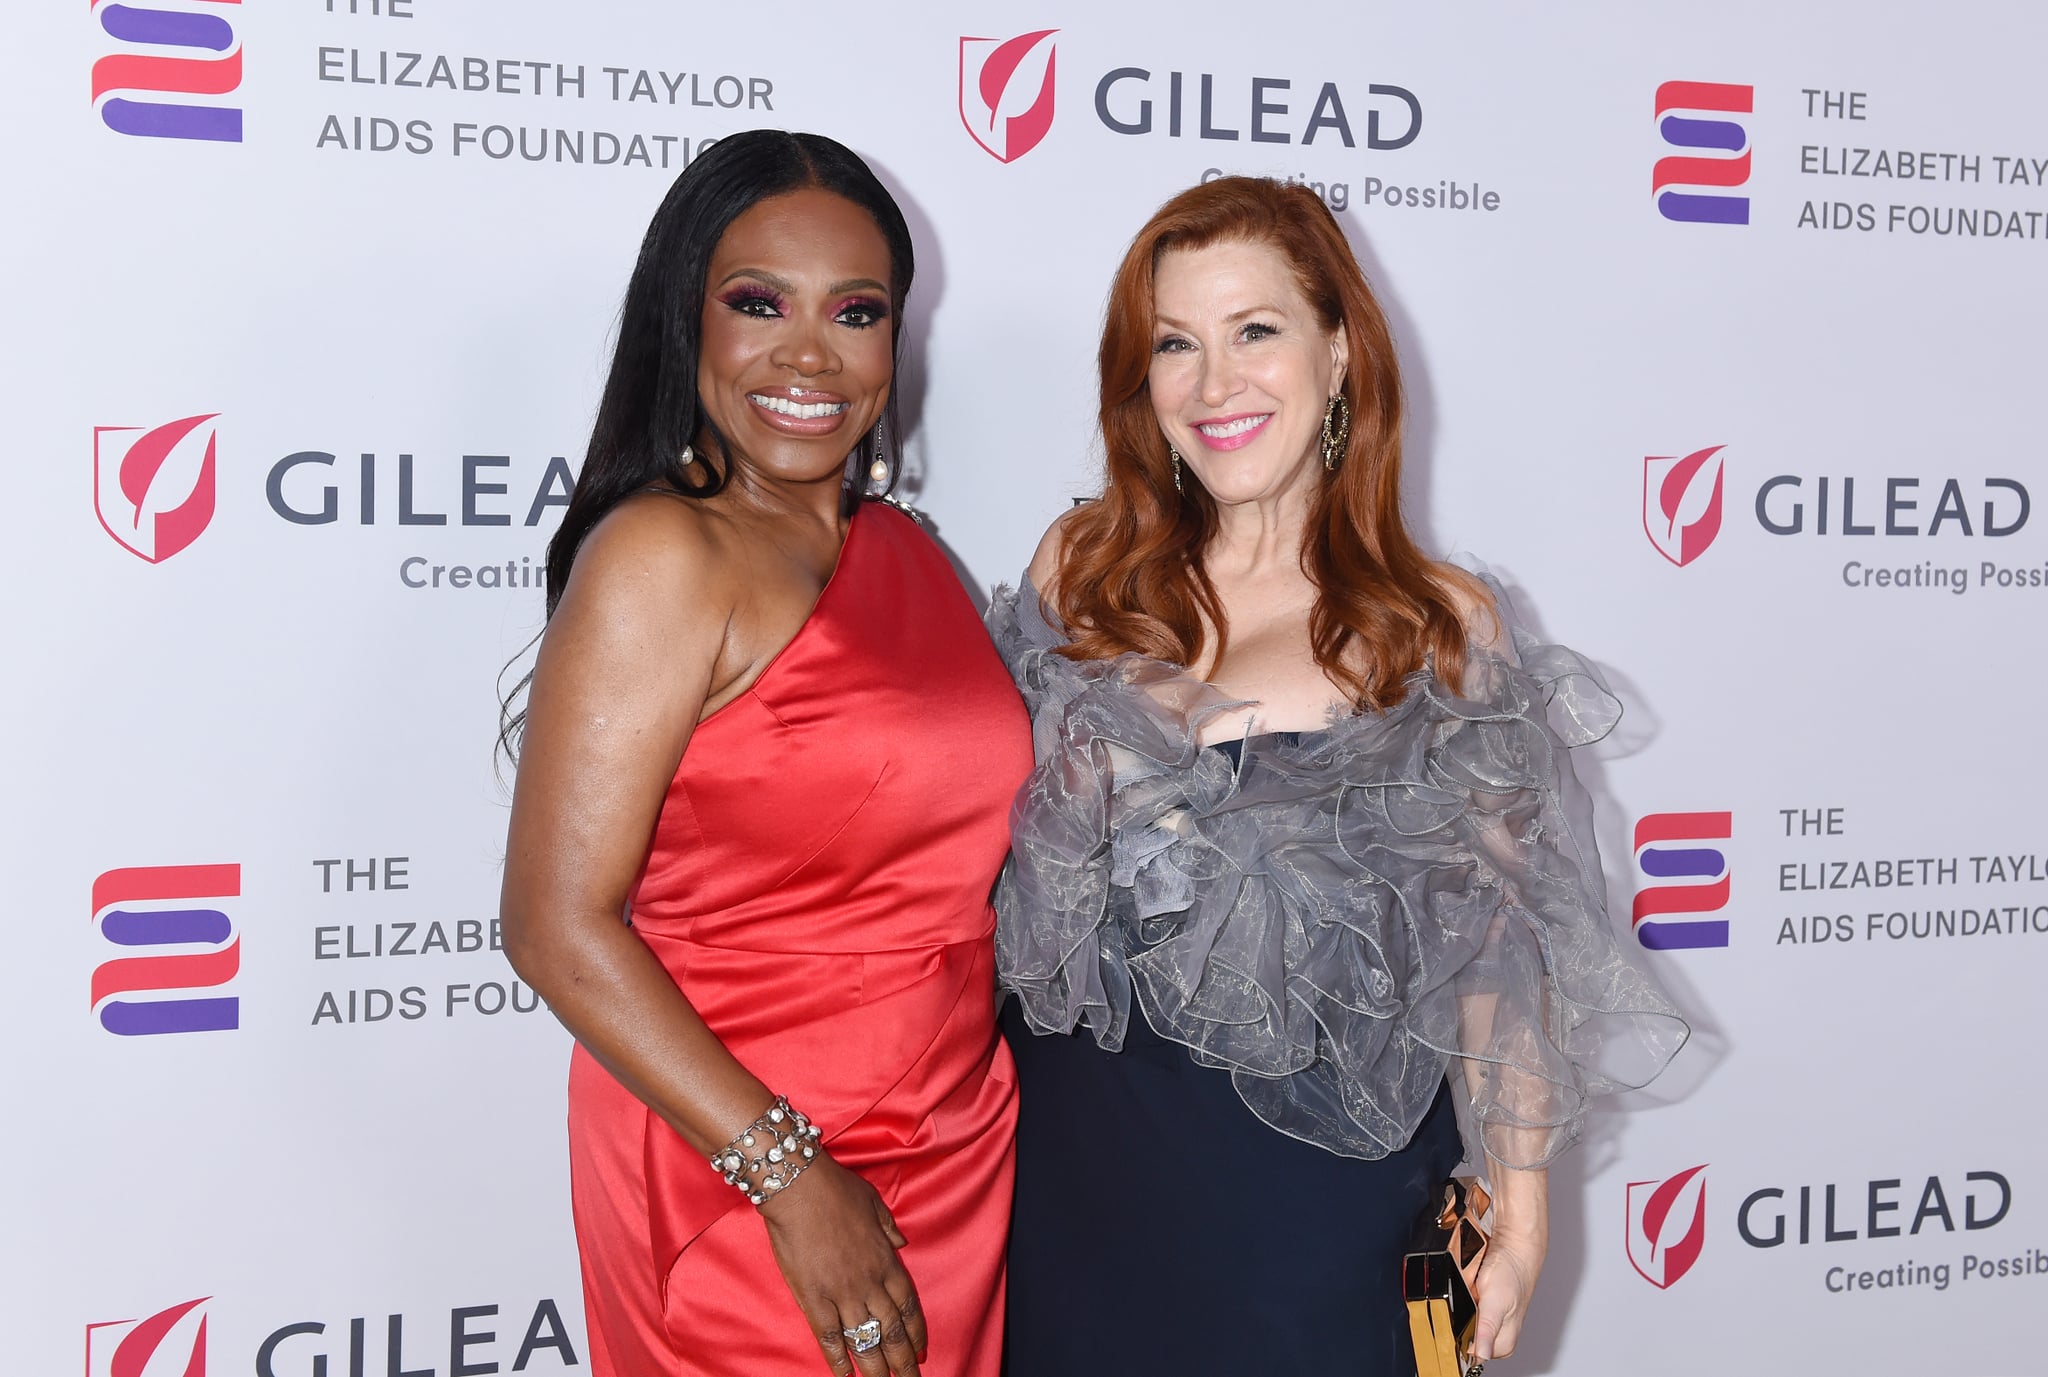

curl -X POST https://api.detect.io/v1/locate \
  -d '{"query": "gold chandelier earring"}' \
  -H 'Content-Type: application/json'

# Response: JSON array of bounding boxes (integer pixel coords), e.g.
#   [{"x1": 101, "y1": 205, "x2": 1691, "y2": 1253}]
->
[{"x1": 1321, "y1": 393, "x2": 1352, "y2": 470}]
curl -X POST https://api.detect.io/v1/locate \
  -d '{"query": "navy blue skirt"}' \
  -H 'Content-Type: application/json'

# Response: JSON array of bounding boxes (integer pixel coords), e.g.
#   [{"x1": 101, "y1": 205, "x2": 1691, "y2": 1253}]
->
[{"x1": 1001, "y1": 996, "x2": 1464, "y2": 1375}]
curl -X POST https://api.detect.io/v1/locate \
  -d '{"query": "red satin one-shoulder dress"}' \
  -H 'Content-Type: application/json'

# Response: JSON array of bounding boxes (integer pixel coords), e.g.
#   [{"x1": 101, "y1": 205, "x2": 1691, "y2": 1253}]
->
[{"x1": 566, "y1": 500, "x2": 1030, "y2": 1377}]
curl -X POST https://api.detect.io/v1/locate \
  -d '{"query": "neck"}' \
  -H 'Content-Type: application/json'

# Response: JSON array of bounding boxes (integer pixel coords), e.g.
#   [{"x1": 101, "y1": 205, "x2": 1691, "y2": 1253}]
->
[
  {"x1": 714, "y1": 453, "x2": 852, "y2": 534},
  {"x1": 1203, "y1": 474, "x2": 1317, "y2": 580}
]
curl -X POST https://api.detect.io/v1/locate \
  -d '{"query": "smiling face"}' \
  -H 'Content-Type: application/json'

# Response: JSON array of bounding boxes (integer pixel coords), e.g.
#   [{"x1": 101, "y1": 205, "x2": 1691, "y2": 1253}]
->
[
  {"x1": 1148, "y1": 238, "x2": 1349, "y2": 509},
  {"x1": 697, "y1": 186, "x2": 897, "y2": 491}
]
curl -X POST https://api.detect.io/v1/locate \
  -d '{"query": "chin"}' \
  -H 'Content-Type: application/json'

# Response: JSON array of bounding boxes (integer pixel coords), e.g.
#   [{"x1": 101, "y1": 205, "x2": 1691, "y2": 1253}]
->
[
  {"x1": 1190, "y1": 452, "x2": 1317, "y2": 507},
  {"x1": 757, "y1": 451, "x2": 860, "y2": 485},
  {"x1": 1199, "y1": 481, "x2": 1276, "y2": 507},
  {"x1": 727, "y1": 427, "x2": 862, "y2": 484}
]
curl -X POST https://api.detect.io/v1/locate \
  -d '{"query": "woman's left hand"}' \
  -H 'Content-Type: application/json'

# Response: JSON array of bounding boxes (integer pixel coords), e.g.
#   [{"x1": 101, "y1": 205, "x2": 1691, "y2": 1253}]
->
[{"x1": 1470, "y1": 1216, "x2": 1545, "y2": 1367}]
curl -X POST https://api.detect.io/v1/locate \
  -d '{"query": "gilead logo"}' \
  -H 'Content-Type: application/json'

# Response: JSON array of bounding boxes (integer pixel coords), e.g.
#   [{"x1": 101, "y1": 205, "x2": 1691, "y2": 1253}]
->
[
  {"x1": 959, "y1": 30, "x2": 1058, "y2": 163},
  {"x1": 1643, "y1": 445, "x2": 1726, "y2": 568},
  {"x1": 255, "y1": 1301, "x2": 581, "y2": 1376},
  {"x1": 86, "y1": 1296, "x2": 208, "y2": 1377},
  {"x1": 1738, "y1": 1171, "x2": 2012, "y2": 1247},
  {"x1": 95, "y1": 414, "x2": 221, "y2": 563},
  {"x1": 1625, "y1": 1165, "x2": 1709, "y2": 1289}
]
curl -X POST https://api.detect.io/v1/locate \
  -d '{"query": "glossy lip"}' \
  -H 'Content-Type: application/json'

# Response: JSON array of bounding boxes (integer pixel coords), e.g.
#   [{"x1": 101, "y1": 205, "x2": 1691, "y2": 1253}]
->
[
  {"x1": 747, "y1": 385, "x2": 853, "y2": 437},
  {"x1": 1189, "y1": 411, "x2": 1273, "y2": 452}
]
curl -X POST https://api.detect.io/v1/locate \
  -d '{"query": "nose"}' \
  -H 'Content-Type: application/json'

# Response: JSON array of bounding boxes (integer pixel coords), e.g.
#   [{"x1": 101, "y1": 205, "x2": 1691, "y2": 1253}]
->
[
  {"x1": 770, "y1": 308, "x2": 839, "y2": 379},
  {"x1": 1196, "y1": 345, "x2": 1240, "y2": 409}
]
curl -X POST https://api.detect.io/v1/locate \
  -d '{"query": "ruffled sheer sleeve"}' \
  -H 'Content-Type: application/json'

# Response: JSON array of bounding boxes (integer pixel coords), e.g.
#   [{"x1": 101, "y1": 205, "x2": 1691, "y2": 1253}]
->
[{"x1": 988, "y1": 571, "x2": 1688, "y2": 1167}]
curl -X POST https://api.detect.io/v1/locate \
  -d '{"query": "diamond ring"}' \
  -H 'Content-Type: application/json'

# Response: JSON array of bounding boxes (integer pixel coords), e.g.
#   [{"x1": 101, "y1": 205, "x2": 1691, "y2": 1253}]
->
[{"x1": 842, "y1": 1318, "x2": 883, "y2": 1354}]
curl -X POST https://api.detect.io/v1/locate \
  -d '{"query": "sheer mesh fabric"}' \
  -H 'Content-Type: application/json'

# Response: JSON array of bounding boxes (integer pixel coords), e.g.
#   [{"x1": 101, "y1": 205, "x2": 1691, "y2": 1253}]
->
[{"x1": 990, "y1": 570, "x2": 1689, "y2": 1167}]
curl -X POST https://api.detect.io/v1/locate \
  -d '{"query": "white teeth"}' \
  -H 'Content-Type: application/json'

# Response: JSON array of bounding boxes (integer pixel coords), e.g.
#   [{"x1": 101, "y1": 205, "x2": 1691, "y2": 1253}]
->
[
  {"x1": 749, "y1": 394, "x2": 848, "y2": 419},
  {"x1": 1197, "y1": 415, "x2": 1269, "y2": 438}
]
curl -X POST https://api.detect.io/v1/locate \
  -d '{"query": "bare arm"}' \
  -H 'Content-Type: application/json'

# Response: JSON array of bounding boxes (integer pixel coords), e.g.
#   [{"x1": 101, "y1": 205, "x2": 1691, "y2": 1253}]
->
[
  {"x1": 500, "y1": 495, "x2": 769, "y2": 1152},
  {"x1": 500, "y1": 497, "x2": 927, "y2": 1377},
  {"x1": 1457, "y1": 1003, "x2": 1549, "y2": 1367}
]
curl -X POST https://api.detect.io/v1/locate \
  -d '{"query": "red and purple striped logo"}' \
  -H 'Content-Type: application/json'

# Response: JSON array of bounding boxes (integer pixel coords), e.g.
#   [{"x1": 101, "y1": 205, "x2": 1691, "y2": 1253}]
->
[
  {"x1": 1632, "y1": 812, "x2": 1731, "y2": 950},
  {"x1": 1653, "y1": 81, "x2": 1751, "y2": 225},
  {"x1": 91, "y1": 0, "x2": 243, "y2": 143},
  {"x1": 91, "y1": 864, "x2": 241, "y2": 1036}
]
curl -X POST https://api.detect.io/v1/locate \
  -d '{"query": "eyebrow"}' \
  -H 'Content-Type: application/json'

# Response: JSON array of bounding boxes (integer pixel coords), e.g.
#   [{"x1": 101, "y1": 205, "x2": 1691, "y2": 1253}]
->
[
  {"x1": 715, "y1": 268, "x2": 891, "y2": 297},
  {"x1": 1154, "y1": 304, "x2": 1288, "y2": 329}
]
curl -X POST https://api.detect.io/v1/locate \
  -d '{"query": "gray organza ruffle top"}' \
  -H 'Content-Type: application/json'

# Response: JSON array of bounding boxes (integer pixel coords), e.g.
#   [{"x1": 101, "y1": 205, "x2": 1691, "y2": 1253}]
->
[{"x1": 988, "y1": 572, "x2": 1688, "y2": 1168}]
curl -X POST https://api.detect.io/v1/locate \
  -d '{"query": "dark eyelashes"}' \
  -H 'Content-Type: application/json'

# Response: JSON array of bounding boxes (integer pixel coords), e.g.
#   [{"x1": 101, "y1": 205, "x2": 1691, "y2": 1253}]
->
[
  {"x1": 1151, "y1": 322, "x2": 1281, "y2": 353},
  {"x1": 719, "y1": 286, "x2": 785, "y2": 316},
  {"x1": 717, "y1": 287, "x2": 889, "y2": 329},
  {"x1": 835, "y1": 298, "x2": 891, "y2": 329}
]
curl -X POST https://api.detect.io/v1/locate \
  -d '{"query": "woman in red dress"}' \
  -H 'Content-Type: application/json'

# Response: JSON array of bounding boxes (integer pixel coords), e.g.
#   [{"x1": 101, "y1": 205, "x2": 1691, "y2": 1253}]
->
[{"x1": 500, "y1": 131, "x2": 1028, "y2": 1377}]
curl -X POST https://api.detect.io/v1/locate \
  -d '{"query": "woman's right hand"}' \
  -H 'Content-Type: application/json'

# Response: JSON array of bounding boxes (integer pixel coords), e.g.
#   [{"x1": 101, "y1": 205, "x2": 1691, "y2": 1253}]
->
[{"x1": 759, "y1": 1155, "x2": 927, "y2": 1377}]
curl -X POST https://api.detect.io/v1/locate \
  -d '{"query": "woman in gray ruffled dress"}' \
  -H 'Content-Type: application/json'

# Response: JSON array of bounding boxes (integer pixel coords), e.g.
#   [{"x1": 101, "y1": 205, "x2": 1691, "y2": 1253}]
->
[{"x1": 990, "y1": 176, "x2": 1688, "y2": 1375}]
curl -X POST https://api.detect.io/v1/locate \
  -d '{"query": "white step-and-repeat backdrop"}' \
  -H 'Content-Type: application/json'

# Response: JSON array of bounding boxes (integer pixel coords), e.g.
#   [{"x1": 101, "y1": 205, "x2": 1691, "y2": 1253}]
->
[{"x1": 8, "y1": 2, "x2": 2043, "y2": 1373}]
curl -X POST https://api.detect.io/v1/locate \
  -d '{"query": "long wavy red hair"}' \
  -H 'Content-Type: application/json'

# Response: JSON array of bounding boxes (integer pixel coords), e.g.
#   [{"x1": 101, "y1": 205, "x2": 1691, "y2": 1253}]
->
[{"x1": 1051, "y1": 176, "x2": 1489, "y2": 709}]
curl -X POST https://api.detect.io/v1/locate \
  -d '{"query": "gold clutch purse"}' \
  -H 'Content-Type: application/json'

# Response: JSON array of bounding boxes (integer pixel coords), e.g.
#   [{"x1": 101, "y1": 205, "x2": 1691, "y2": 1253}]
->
[{"x1": 1403, "y1": 1176, "x2": 1491, "y2": 1377}]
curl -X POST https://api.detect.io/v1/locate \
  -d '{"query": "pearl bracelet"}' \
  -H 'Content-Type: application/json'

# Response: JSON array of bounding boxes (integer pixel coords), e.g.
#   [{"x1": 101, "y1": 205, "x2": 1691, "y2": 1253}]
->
[{"x1": 708, "y1": 1096, "x2": 824, "y2": 1206}]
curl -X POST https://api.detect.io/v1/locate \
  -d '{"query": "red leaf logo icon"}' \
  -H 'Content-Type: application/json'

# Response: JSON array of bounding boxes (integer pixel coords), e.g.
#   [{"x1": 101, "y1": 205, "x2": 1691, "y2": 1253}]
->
[
  {"x1": 1626, "y1": 1164, "x2": 1709, "y2": 1289},
  {"x1": 85, "y1": 1296, "x2": 208, "y2": 1377},
  {"x1": 94, "y1": 414, "x2": 221, "y2": 563},
  {"x1": 1642, "y1": 445, "x2": 1725, "y2": 567},
  {"x1": 959, "y1": 31, "x2": 1058, "y2": 163}
]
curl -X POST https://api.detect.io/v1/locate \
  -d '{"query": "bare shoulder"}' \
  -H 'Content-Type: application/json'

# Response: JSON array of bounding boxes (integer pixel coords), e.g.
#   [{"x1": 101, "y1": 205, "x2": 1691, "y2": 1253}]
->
[
  {"x1": 550, "y1": 491, "x2": 740, "y2": 656},
  {"x1": 521, "y1": 492, "x2": 736, "y2": 769},
  {"x1": 1026, "y1": 503, "x2": 1090, "y2": 596},
  {"x1": 570, "y1": 492, "x2": 734, "y2": 599}
]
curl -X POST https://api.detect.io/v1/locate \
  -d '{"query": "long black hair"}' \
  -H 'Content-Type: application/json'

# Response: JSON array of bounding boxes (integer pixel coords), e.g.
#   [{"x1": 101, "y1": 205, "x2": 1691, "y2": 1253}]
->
[{"x1": 500, "y1": 130, "x2": 916, "y2": 760}]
